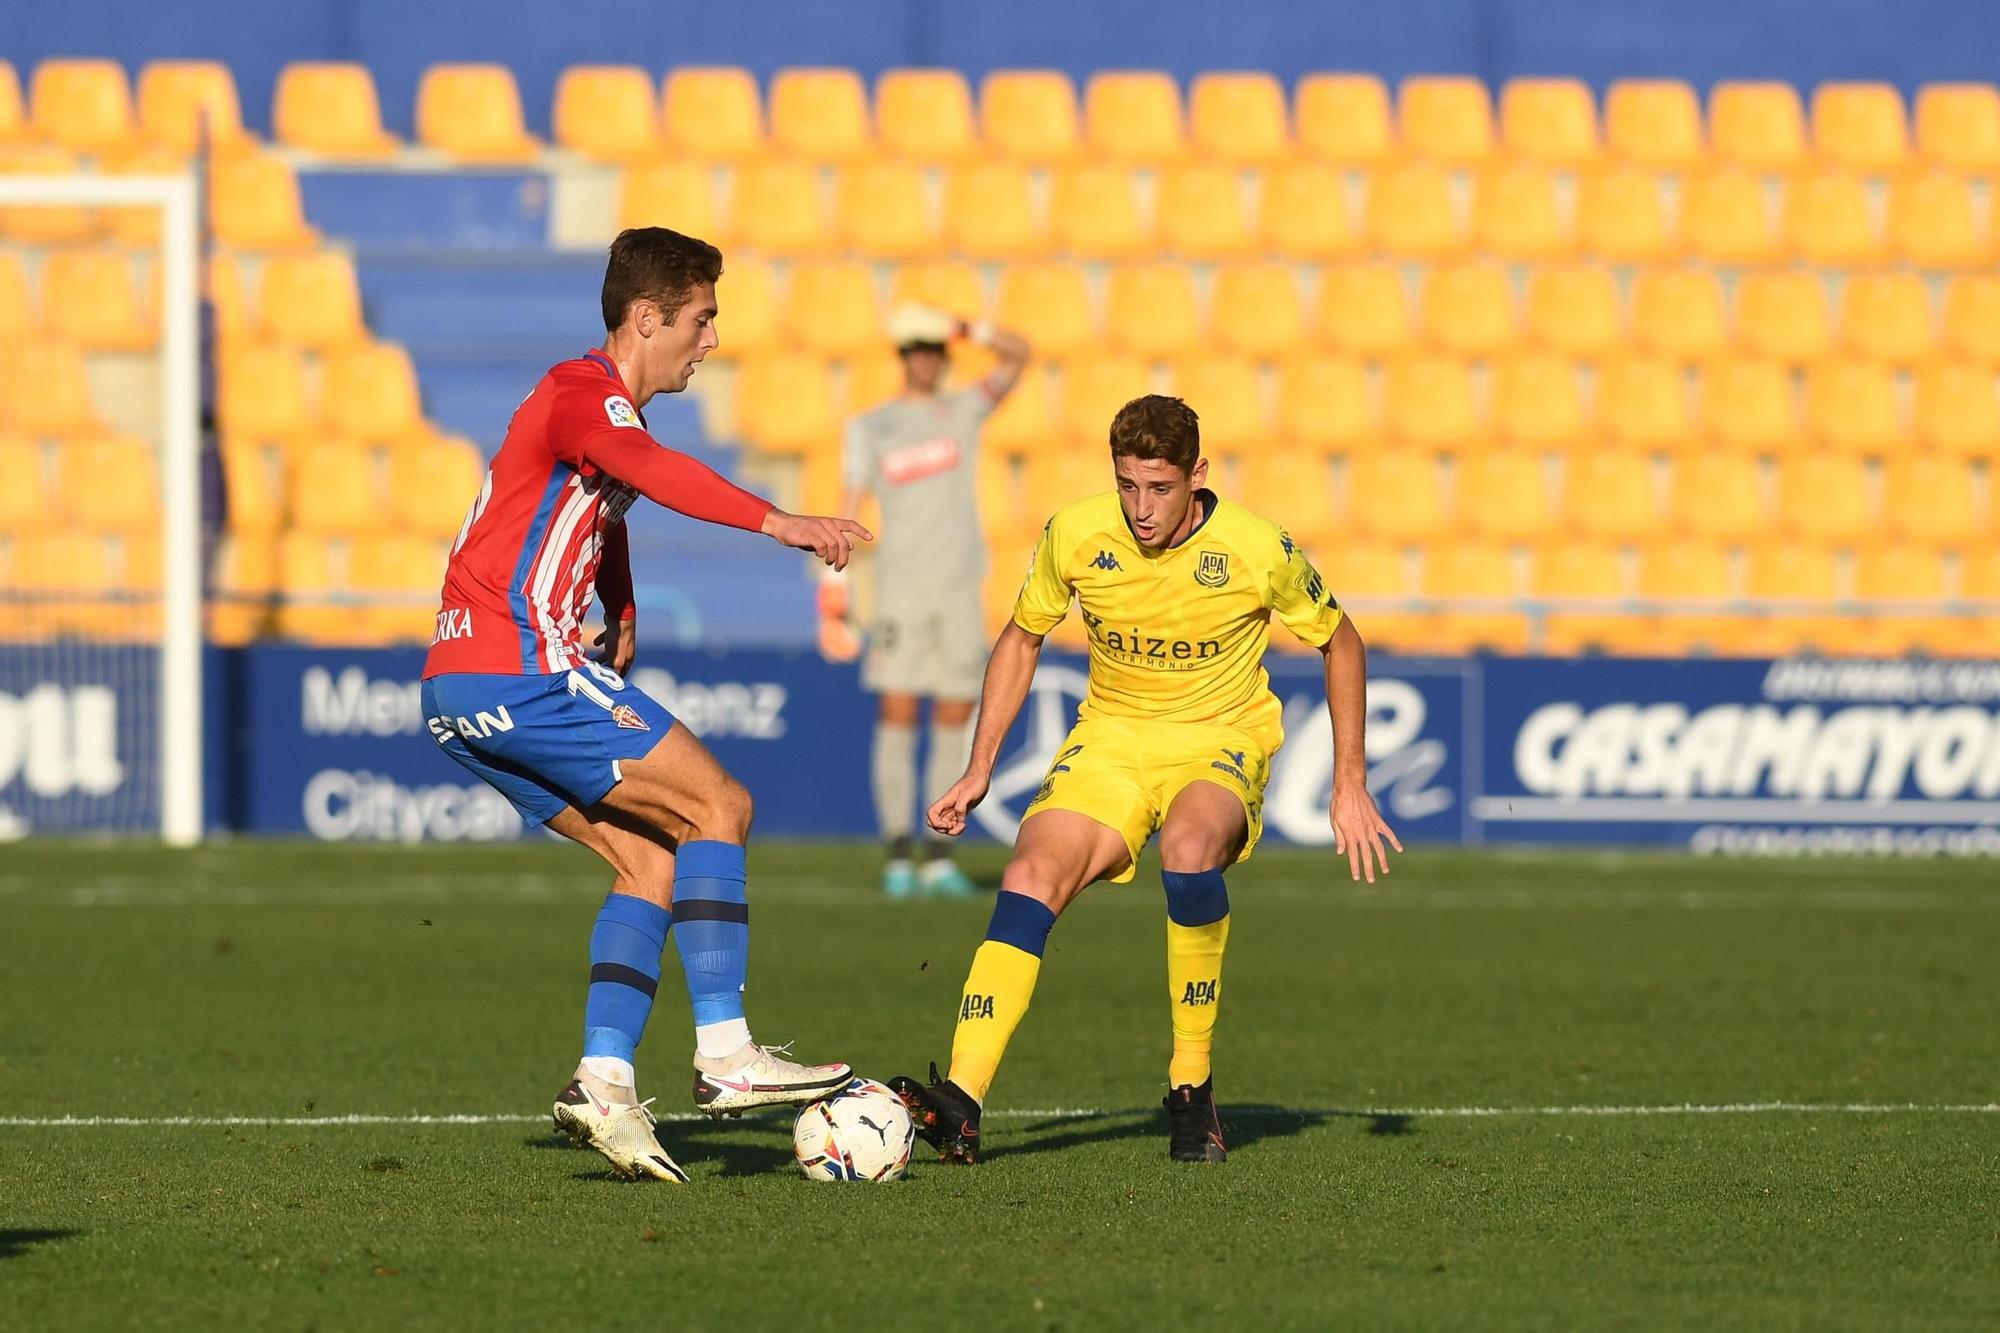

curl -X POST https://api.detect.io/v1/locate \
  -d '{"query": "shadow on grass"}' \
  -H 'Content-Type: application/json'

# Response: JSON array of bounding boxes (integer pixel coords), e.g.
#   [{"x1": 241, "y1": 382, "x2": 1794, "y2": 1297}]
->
[
  {"x1": 0, "y1": 1229, "x2": 82, "y2": 1260},
  {"x1": 998, "y1": 1105, "x2": 1417, "y2": 1159}
]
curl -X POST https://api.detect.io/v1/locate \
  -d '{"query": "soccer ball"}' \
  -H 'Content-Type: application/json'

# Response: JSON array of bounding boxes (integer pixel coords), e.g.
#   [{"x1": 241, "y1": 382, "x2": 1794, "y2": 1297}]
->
[{"x1": 792, "y1": 1077, "x2": 915, "y2": 1182}]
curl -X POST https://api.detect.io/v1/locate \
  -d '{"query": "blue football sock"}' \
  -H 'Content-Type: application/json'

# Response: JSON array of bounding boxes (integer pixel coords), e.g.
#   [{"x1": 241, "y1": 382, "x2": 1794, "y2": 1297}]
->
[
  {"x1": 582, "y1": 892, "x2": 673, "y2": 1064},
  {"x1": 672, "y1": 840, "x2": 750, "y2": 1027}
]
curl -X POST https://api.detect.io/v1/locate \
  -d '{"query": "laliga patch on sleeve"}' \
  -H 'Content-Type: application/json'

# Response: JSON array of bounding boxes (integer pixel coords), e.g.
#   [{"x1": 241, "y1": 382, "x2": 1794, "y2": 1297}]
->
[{"x1": 604, "y1": 395, "x2": 643, "y2": 429}]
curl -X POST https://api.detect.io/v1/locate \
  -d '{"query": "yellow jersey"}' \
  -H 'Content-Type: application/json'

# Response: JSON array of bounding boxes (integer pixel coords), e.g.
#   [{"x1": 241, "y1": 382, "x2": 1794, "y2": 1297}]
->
[{"x1": 1011, "y1": 490, "x2": 1342, "y2": 741}]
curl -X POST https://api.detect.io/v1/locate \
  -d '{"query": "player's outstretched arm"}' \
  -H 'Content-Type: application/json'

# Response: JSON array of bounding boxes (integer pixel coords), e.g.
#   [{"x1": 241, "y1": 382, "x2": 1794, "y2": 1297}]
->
[
  {"x1": 1323, "y1": 616, "x2": 1403, "y2": 883},
  {"x1": 761, "y1": 508, "x2": 874, "y2": 572},
  {"x1": 927, "y1": 621, "x2": 1045, "y2": 837}
]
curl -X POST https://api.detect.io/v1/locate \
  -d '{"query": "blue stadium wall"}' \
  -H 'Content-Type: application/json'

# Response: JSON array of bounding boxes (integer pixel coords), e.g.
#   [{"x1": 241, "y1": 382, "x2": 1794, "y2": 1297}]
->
[{"x1": 12, "y1": 0, "x2": 2000, "y2": 137}]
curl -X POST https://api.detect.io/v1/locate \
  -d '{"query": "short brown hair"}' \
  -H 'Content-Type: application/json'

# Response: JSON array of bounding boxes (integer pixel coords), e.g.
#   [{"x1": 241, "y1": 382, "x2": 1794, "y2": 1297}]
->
[
  {"x1": 600, "y1": 227, "x2": 723, "y2": 330},
  {"x1": 1108, "y1": 394, "x2": 1201, "y2": 473}
]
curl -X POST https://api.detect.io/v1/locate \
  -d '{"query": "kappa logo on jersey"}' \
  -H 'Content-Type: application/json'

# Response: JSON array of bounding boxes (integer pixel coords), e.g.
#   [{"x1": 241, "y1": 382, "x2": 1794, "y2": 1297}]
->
[
  {"x1": 960, "y1": 994, "x2": 996, "y2": 1021},
  {"x1": 603, "y1": 395, "x2": 643, "y2": 429},
  {"x1": 1195, "y1": 551, "x2": 1230, "y2": 587},
  {"x1": 1091, "y1": 550, "x2": 1122, "y2": 571},
  {"x1": 610, "y1": 703, "x2": 649, "y2": 731},
  {"x1": 1180, "y1": 979, "x2": 1218, "y2": 1006}
]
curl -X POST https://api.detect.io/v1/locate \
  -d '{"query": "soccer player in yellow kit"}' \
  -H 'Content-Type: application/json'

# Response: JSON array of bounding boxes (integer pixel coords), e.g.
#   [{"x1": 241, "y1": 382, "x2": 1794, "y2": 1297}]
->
[{"x1": 891, "y1": 395, "x2": 1402, "y2": 1164}]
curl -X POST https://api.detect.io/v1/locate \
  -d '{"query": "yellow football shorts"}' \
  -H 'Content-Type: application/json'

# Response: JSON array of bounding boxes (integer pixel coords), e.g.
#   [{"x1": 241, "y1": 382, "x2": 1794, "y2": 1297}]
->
[{"x1": 1021, "y1": 714, "x2": 1277, "y2": 883}]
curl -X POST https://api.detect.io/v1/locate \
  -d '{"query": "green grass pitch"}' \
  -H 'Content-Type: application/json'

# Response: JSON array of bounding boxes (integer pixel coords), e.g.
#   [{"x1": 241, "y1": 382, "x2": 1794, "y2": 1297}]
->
[{"x1": 2, "y1": 842, "x2": 1997, "y2": 1331}]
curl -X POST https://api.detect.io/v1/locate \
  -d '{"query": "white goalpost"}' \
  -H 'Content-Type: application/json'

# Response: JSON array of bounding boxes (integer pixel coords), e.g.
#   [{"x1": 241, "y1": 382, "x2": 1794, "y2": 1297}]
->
[{"x1": 0, "y1": 173, "x2": 203, "y2": 845}]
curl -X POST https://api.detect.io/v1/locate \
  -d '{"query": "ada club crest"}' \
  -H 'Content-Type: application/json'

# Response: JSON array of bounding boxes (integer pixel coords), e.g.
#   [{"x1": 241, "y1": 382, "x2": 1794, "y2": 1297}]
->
[
  {"x1": 611, "y1": 703, "x2": 650, "y2": 731},
  {"x1": 1195, "y1": 550, "x2": 1230, "y2": 588},
  {"x1": 603, "y1": 395, "x2": 643, "y2": 429}
]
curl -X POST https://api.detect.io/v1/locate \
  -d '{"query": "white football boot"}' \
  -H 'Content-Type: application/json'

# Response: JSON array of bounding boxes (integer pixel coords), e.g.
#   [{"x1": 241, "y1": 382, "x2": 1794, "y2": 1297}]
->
[
  {"x1": 552, "y1": 1079, "x2": 689, "y2": 1183},
  {"x1": 691, "y1": 1042, "x2": 852, "y2": 1117}
]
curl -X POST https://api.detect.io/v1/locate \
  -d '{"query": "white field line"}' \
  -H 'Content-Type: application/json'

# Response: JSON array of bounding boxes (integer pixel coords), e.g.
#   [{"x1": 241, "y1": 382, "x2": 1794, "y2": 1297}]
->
[{"x1": 2, "y1": 1102, "x2": 1996, "y2": 1129}]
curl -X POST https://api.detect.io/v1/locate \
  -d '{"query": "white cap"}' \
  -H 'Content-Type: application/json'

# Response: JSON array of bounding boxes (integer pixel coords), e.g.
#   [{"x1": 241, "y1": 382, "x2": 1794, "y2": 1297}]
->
[{"x1": 887, "y1": 302, "x2": 956, "y2": 348}]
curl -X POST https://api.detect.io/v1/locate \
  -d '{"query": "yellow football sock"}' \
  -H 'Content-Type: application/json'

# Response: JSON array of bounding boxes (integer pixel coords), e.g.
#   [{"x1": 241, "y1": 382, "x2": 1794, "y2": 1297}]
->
[
  {"x1": 945, "y1": 891, "x2": 1057, "y2": 1104},
  {"x1": 1163, "y1": 868, "x2": 1231, "y2": 1089}
]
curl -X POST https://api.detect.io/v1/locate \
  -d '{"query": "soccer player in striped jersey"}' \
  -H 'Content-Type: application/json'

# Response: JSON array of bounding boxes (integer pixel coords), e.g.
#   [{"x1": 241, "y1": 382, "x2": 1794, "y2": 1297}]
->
[{"x1": 421, "y1": 228, "x2": 871, "y2": 1182}]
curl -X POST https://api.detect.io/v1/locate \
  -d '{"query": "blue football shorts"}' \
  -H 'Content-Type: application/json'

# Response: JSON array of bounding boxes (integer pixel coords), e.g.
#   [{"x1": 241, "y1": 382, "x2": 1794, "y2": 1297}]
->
[{"x1": 420, "y1": 663, "x2": 679, "y2": 826}]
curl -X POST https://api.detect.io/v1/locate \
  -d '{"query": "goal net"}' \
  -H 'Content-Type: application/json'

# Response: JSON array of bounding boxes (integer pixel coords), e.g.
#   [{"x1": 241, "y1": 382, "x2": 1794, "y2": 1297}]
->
[{"x1": 0, "y1": 172, "x2": 202, "y2": 844}]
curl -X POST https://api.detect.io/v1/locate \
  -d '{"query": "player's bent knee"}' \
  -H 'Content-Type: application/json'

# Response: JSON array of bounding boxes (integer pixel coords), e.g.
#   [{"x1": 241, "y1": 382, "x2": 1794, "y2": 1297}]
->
[
  {"x1": 685, "y1": 776, "x2": 752, "y2": 844},
  {"x1": 998, "y1": 857, "x2": 1080, "y2": 914},
  {"x1": 1158, "y1": 828, "x2": 1235, "y2": 873}
]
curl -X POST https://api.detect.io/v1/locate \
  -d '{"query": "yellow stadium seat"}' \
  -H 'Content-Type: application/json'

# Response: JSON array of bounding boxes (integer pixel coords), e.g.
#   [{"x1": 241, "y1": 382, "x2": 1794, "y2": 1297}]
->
[
  {"x1": 1533, "y1": 545, "x2": 1639, "y2": 654},
  {"x1": 1777, "y1": 455, "x2": 1872, "y2": 542},
  {"x1": 218, "y1": 441, "x2": 284, "y2": 536},
  {"x1": 137, "y1": 60, "x2": 249, "y2": 155},
  {"x1": 1838, "y1": 273, "x2": 1935, "y2": 365},
  {"x1": 1471, "y1": 162, "x2": 1571, "y2": 259},
  {"x1": 1942, "y1": 274, "x2": 2000, "y2": 363},
  {"x1": 10, "y1": 529, "x2": 120, "y2": 637},
  {"x1": 619, "y1": 161, "x2": 723, "y2": 241},
  {"x1": 1888, "y1": 171, "x2": 1989, "y2": 268},
  {"x1": 1501, "y1": 78, "x2": 1598, "y2": 165},
  {"x1": 1365, "y1": 160, "x2": 1466, "y2": 257},
  {"x1": 1351, "y1": 450, "x2": 1448, "y2": 541},
  {"x1": 836, "y1": 160, "x2": 940, "y2": 258},
  {"x1": 1735, "y1": 271, "x2": 1833, "y2": 364},
  {"x1": 1276, "y1": 354, "x2": 1374, "y2": 449},
  {"x1": 286, "y1": 439, "x2": 382, "y2": 534},
  {"x1": 1460, "y1": 451, "x2": 1551, "y2": 541},
  {"x1": 1682, "y1": 169, "x2": 1782, "y2": 264},
  {"x1": 273, "y1": 62, "x2": 398, "y2": 157},
  {"x1": 840, "y1": 351, "x2": 905, "y2": 419},
  {"x1": 943, "y1": 160, "x2": 1046, "y2": 259},
  {"x1": 889, "y1": 262, "x2": 986, "y2": 320},
  {"x1": 1671, "y1": 454, "x2": 1768, "y2": 541},
  {"x1": 1883, "y1": 454, "x2": 1982, "y2": 546},
  {"x1": 1567, "y1": 452, "x2": 1665, "y2": 541},
  {"x1": 782, "y1": 260, "x2": 881, "y2": 357},
  {"x1": 349, "y1": 533, "x2": 451, "y2": 644},
  {"x1": 274, "y1": 531, "x2": 350, "y2": 643},
  {"x1": 1157, "y1": 163, "x2": 1254, "y2": 259},
  {"x1": 257, "y1": 251, "x2": 365, "y2": 351},
  {"x1": 770, "y1": 67, "x2": 871, "y2": 161},
  {"x1": 1915, "y1": 83, "x2": 2000, "y2": 173},
  {"x1": 1803, "y1": 357, "x2": 1904, "y2": 454},
  {"x1": 735, "y1": 353, "x2": 837, "y2": 454},
  {"x1": 1599, "y1": 356, "x2": 1694, "y2": 450},
  {"x1": 1811, "y1": 82, "x2": 1909, "y2": 173},
  {"x1": 1060, "y1": 354, "x2": 1153, "y2": 441},
  {"x1": 1853, "y1": 544, "x2": 1947, "y2": 605},
  {"x1": 1236, "y1": 452, "x2": 1340, "y2": 545},
  {"x1": 982, "y1": 367, "x2": 1056, "y2": 453},
  {"x1": 552, "y1": 66, "x2": 659, "y2": 162},
  {"x1": 0, "y1": 61, "x2": 25, "y2": 143},
  {"x1": 1913, "y1": 359, "x2": 2000, "y2": 455},
  {"x1": 733, "y1": 160, "x2": 833, "y2": 257},
  {"x1": 1398, "y1": 76, "x2": 1493, "y2": 163},
  {"x1": 877, "y1": 69, "x2": 976, "y2": 162},
  {"x1": 1702, "y1": 358, "x2": 1800, "y2": 454},
  {"x1": 1295, "y1": 73, "x2": 1394, "y2": 165},
  {"x1": 1638, "y1": 538, "x2": 1740, "y2": 654},
  {"x1": 416, "y1": 64, "x2": 540, "y2": 162},
  {"x1": 1744, "y1": 541, "x2": 1843, "y2": 652},
  {"x1": 1384, "y1": 353, "x2": 1478, "y2": 449},
  {"x1": 207, "y1": 532, "x2": 277, "y2": 644},
  {"x1": 1577, "y1": 166, "x2": 1675, "y2": 261},
  {"x1": 2, "y1": 341, "x2": 96, "y2": 435},
  {"x1": 1631, "y1": 268, "x2": 1727, "y2": 361},
  {"x1": 1190, "y1": 72, "x2": 1290, "y2": 163},
  {"x1": 209, "y1": 151, "x2": 319, "y2": 251},
  {"x1": 1166, "y1": 356, "x2": 1267, "y2": 451},
  {"x1": 1604, "y1": 79, "x2": 1705, "y2": 168},
  {"x1": 385, "y1": 435, "x2": 485, "y2": 540},
  {"x1": 994, "y1": 263, "x2": 1094, "y2": 359},
  {"x1": 0, "y1": 253, "x2": 30, "y2": 341},
  {"x1": 1212, "y1": 263, "x2": 1307, "y2": 359},
  {"x1": 1317, "y1": 264, "x2": 1413, "y2": 356},
  {"x1": 88, "y1": 143, "x2": 183, "y2": 246},
  {"x1": 709, "y1": 257, "x2": 779, "y2": 359},
  {"x1": 42, "y1": 249, "x2": 155, "y2": 351},
  {"x1": 1710, "y1": 81, "x2": 1808, "y2": 171},
  {"x1": 207, "y1": 252, "x2": 253, "y2": 342},
  {"x1": 1026, "y1": 450, "x2": 1117, "y2": 511},
  {"x1": 1050, "y1": 163, "x2": 1150, "y2": 259},
  {"x1": 662, "y1": 67, "x2": 765, "y2": 160},
  {"x1": 1422, "y1": 542, "x2": 1529, "y2": 652},
  {"x1": 1321, "y1": 540, "x2": 1408, "y2": 604},
  {"x1": 1493, "y1": 352, "x2": 1586, "y2": 448},
  {"x1": 1784, "y1": 170, "x2": 1886, "y2": 266},
  {"x1": 1523, "y1": 265, "x2": 1623, "y2": 357},
  {"x1": 217, "y1": 343, "x2": 312, "y2": 441},
  {"x1": 56, "y1": 434, "x2": 157, "y2": 532},
  {"x1": 322, "y1": 342, "x2": 422, "y2": 440},
  {"x1": 30, "y1": 59, "x2": 136, "y2": 154},
  {"x1": 1260, "y1": 162, "x2": 1361, "y2": 260},
  {"x1": 0, "y1": 146, "x2": 100, "y2": 244},
  {"x1": 1084, "y1": 70, "x2": 1185, "y2": 163},
  {"x1": 1417, "y1": 261, "x2": 1517, "y2": 357},
  {"x1": 1105, "y1": 264, "x2": 1201, "y2": 358},
  {"x1": 980, "y1": 70, "x2": 1081, "y2": 163}
]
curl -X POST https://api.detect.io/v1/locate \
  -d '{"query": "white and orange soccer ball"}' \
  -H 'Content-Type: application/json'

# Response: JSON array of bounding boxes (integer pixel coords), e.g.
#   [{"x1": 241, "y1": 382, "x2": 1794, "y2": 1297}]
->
[{"x1": 792, "y1": 1077, "x2": 915, "y2": 1182}]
